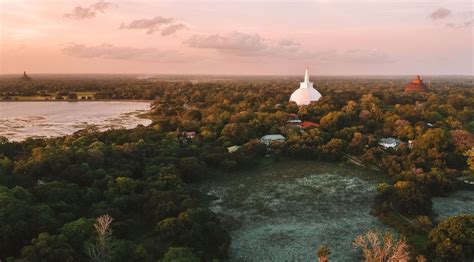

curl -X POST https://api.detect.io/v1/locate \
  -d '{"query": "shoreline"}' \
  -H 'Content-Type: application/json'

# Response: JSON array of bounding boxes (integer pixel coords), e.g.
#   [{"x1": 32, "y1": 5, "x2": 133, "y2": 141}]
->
[{"x1": 0, "y1": 101, "x2": 153, "y2": 142}]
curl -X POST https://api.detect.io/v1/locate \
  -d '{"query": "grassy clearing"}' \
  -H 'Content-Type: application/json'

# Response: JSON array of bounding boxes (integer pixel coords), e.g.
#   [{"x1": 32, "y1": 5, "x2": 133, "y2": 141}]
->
[
  {"x1": 196, "y1": 160, "x2": 389, "y2": 261},
  {"x1": 432, "y1": 190, "x2": 474, "y2": 220}
]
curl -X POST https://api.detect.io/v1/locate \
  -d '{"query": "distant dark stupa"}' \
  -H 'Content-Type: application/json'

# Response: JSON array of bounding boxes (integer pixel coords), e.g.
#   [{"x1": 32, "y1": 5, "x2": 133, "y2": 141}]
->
[
  {"x1": 405, "y1": 75, "x2": 428, "y2": 93},
  {"x1": 21, "y1": 71, "x2": 32, "y2": 81}
]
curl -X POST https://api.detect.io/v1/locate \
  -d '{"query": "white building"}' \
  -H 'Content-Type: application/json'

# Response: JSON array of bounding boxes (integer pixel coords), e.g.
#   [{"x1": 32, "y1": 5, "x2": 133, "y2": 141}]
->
[
  {"x1": 378, "y1": 138, "x2": 402, "y2": 149},
  {"x1": 289, "y1": 68, "x2": 322, "y2": 106},
  {"x1": 287, "y1": 119, "x2": 302, "y2": 124},
  {"x1": 227, "y1": 145, "x2": 241, "y2": 153},
  {"x1": 260, "y1": 134, "x2": 286, "y2": 146}
]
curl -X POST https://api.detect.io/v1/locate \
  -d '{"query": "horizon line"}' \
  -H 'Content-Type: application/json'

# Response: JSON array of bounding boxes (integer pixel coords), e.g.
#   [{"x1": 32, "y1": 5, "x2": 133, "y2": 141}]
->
[{"x1": 1, "y1": 73, "x2": 473, "y2": 77}]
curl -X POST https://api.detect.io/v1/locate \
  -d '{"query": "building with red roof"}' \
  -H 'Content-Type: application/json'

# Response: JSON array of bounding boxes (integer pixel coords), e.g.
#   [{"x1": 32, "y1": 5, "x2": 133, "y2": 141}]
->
[
  {"x1": 300, "y1": 121, "x2": 319, "y2": 129},
  {"x1": 405, "y1": 75, "x2": 428, "y2": 93}
]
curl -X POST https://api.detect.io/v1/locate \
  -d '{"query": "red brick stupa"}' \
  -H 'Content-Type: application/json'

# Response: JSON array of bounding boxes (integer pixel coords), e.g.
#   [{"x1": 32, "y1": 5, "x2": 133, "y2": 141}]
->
[{"x1": 404, "y1": 75, "x2": 428, "y2": 93}]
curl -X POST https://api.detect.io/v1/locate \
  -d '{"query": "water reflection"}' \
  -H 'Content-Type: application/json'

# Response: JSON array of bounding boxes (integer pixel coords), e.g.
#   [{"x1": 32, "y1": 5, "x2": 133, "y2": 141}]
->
[{"x1": 0, "y1": 101, "x2": 152, "y2": 141}]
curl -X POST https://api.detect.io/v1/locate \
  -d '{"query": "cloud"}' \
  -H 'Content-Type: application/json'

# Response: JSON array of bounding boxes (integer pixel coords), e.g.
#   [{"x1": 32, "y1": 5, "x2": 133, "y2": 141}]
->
[
  {"x1": 91, "y1": 1, "x2": 114, "y2": 12},
  {"x1": 185, "y1": 31, "x2": 317, "y2": 59},
  {"x1": 184, "y1": 31, "x2": 394, "y2": 64},
  {"x1": 278, "y1": 39, "x2": 300, "y2": 48},
  {"x1": 464, "y1": 20, "x2": 474, "y2": 27},
  {"x1": 446, "y1": 19, "x2": 474, "y2": 28},
  {"x1": 161, "y1": 23, "x2": 187, "y2": 36},
  {"x1": 429, "y1": 8, "x2": 473, "y2": 29},
  {"x1": 184, "y1": 32, "x2": 269, "y2": 56},
  {"x1": 62, "y1": 43, "x2": 183, "y2": 61},
  {"x1": 341, "y1": 49, "x2": 394, "y2": 63},
  {"x1": 429, "y1": 8, "x2": 451, "y2": 20},
  {"x1": 64, "y1": 1, "x2": 115, "y2": 20},
  {"x1": 290, "y1": 49, "x2": 394, "y2": 64},
  {"x1": 120, "y1": 16, "x2": 185, "y2": 35}
]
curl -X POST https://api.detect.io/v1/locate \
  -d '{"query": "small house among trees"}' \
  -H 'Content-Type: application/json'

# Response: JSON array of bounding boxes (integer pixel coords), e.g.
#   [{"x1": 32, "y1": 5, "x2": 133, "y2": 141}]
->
[
  {"x1": 260, "y1": 134, "x2": 286, "y2": 146},
  {"x1": 378, "y1": 138, "x2": 402, "y2": 149}
]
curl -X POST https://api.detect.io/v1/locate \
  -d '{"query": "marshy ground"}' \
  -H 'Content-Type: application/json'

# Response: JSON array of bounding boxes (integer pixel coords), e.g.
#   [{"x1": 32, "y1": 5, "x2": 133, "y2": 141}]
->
[
  {"x1": 197, "y1": 160, "x2": 389, "y2": 261},
  {"x1": 432, "y1": 190, "x2": 474, "y2": 220}
]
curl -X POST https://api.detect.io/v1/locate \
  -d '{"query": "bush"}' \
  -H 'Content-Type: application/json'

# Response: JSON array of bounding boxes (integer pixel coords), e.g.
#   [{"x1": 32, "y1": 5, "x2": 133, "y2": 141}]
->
[
  {"x1": 429, "y1": 215, "x2": 474, "y2": 261},
  {"x1": 163, "y1": 247, "x2": 199, "y2": 262}
]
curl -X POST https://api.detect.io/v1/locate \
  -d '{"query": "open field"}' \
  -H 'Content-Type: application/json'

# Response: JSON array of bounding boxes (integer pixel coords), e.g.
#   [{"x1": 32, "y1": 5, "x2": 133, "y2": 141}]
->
[
  {"x1": 433, "y1": 190, "x2": 474, "y2": 220},
  {"x1": 197, "y1": 160, "x2": 389, "y2": 261}
]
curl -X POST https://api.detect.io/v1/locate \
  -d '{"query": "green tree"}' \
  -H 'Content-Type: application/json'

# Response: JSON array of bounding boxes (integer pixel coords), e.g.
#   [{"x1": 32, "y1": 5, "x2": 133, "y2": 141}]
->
[
  {"x1": 20, "y1": 233, "x2": 75, "y2": 262},
  {"x1": 320, "y1": 111, "x2": 345, "y2": 131},
  {"x1": 163, "y1": 247, "x2": 200, "y2": 262},
  {"x1": 410, "y1": 128, "x2": 449, "y2": 169},
  {"x1": 67, "y1": 92, "x2": 78, "y2": 100},
  {"x1": 0, "y1": 186, "x2": 54, "y2": 259},
  {"x1": 156, "y1": 208, "x2": 230, "y2": 260},
  {"x1": 60, "y1": 217, "x2": 95, "y2": 251},
  {"x1": 465, "y1": 148, "x2": 474, "y2": 175},
  {"x1": 0, "y1": 157, "x2": 13, "y2": 183},
  {"x1": 321, "y1": 138, "x2": 347, "y2": 160},
  {"x1": 429, "y1": 215, "x2": 474, "y2": 261},
  {"x1": 178, "y1": 157, "x2": 207, "y2": 182},
  {"x1": 393, "y1": 180, "x2": 432, "y2": 215}
]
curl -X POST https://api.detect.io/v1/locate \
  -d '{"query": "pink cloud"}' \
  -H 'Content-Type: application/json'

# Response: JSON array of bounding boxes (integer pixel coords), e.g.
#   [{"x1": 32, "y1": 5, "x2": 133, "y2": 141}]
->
[
  {"x1": 184, "y1": 32, "x2": 394, "y2": 64},
  {"x1": 64, "y1": 1, "x2": 115, "y2": 20},
  {"x1": 161, "y1": 23, "x2": 187, "y2": 36},
  {"x1": 184, "y1": 32, "x2": 269, "y2": 56},
  {"x1": 120, "y1": 16, "x2": 185, "y2": 35},
  {"x1": 429, "y1": 8, "x2": 451, "y2": 20},
  {"x1": 62, "y1": 43, "x2": 184, "y2": 62}
]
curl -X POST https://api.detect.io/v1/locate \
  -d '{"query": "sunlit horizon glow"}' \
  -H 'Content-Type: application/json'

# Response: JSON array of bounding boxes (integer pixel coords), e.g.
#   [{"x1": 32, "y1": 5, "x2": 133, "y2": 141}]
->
[{"x1": 1, "y1": 0, "x2": 472, "y2": 75}]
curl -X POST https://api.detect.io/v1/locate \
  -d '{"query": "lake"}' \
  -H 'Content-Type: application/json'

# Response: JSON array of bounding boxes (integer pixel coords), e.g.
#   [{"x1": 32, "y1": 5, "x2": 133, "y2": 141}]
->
[
  {"x1": 0, "y1": 101, "x2": 152, "y2": 141},
  {"x1": 197, "y1": 160, "x2": 388, "y2": 261}
]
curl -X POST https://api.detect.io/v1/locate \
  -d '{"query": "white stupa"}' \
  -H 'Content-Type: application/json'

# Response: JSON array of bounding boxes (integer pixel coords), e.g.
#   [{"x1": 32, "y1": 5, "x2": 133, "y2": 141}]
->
[{"x1": 289, "y1": 68, "x2": 322, "y2": 106}]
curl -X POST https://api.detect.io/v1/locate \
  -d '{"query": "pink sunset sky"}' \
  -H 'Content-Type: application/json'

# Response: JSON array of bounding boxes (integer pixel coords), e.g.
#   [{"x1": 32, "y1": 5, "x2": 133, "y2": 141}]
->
[{"x1": 0, "y1": 0, "x2": 472, "y2": 75}]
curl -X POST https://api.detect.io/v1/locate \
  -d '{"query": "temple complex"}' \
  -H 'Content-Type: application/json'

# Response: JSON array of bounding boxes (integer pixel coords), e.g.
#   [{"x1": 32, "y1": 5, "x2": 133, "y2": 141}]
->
[
  {"x1": 289, "y1": 68, "x2": 322, "y2": 106},
  {"x1": 404, "y1": 75, "x2": 428, "y2": 93},
  {"x1": 20, "y1": 71, "x2": 32, "y2": 81}
]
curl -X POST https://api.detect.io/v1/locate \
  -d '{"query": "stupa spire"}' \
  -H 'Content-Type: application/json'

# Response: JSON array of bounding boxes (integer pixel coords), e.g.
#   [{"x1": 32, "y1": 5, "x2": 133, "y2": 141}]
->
[
  {"x1": 290, "y1": 67, "x2": 321, "y2": 105},
  {"x1": 20, "y1": 71, "x2": 32, "y2": 81},
  {"x1": 404, "y1": 74, "x2": 428, "y2": 92}
]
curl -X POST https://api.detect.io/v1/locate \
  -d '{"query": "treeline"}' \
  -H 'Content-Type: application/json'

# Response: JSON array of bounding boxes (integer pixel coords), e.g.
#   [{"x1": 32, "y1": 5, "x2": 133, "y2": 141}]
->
[
  {"x1": 0, "y1": 76, "x2": 473, "y2": 260},
  {"x1": 146, "y1": 76, "x2": 473, "y2": 260},
  {"x1": 0, "y1": 127, "x2": 268, "y2": 261},
  {"x1": 1, "y1": 75, "x2": 472, "y2": 101}
]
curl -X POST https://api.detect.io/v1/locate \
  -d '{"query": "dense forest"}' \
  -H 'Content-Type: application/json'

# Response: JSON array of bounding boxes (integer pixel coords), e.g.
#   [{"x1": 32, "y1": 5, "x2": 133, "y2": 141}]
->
[{"x1": 0, "y1": 75, "x2": 473, "y2": 261}]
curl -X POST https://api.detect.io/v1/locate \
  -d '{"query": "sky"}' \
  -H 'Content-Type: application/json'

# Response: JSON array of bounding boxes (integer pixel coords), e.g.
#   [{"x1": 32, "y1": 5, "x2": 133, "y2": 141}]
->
[{"x1": 0, "y1": 0, "x2": 473, "y2": 75}]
